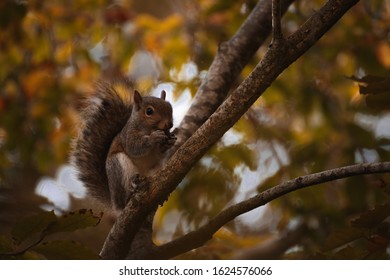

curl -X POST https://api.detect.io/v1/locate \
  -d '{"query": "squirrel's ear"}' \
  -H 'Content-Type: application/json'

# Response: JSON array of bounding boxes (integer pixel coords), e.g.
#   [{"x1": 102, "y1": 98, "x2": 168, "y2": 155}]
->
[
  {"x1": 160, "y1": 90, "x2": 166, "y2": 100},
  {"x1": 134, "y1": 90, "x2": 142, "y2": 109}
]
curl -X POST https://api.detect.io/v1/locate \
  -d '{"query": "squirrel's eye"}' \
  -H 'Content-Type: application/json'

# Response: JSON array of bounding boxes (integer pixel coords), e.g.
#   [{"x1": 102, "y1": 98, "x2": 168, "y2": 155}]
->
[{"x1": 146, "y1": 107, "x2": 154, "y2": 116}]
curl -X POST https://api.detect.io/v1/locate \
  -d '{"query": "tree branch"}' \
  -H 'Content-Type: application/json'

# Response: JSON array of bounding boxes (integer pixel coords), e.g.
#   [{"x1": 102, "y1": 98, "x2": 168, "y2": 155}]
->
[
  {"x1": 100, "y1": 0, "x2": 360, "y2": 259},
  {"x1": 175, "y1": 0, "x2": 295, "y2": 147},
  {"x1": 272, "y1": 0, "x2": 284, "y2": 46},
  {"x1": 150, "y1": 161, "x2": 390, "y2": 259}
]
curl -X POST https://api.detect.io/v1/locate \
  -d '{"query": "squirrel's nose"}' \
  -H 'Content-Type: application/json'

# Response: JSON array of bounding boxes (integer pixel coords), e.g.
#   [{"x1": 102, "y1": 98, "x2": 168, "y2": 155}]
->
[
  {"x1": 160, "y1": 120, "x2": 173, "y2": 130},
  {"x1": 165, "y1": 121, "x2": 173, "y2": 130}
]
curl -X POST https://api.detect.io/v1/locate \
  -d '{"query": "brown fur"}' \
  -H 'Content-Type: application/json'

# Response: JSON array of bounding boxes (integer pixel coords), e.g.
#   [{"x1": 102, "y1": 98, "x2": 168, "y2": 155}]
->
[
  {"x1": 71, "y1": 79, "x2": 134, "y2": 205},
  {"x1": 71, "y1": 78, "x2": 175, "y2": 209}
]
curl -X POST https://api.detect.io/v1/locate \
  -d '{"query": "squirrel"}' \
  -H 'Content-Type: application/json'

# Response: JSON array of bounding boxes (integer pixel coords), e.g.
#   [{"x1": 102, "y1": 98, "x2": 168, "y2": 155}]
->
[{"x1": 71, "y1": 78, "x2": 176, "y2": 211}]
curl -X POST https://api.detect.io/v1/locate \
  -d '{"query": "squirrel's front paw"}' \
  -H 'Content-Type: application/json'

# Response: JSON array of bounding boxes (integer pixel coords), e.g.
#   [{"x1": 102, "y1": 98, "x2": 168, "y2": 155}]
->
[
  {"x1": 150, "y1": 129, "x2": 176, "y2": 151},
  {"x1": 165, "y1": 130, "x2": 177, "y2": 142},
  {"x1": 160, "y1": 130, "x2": 176, "y2": 151},
  {"x1": 150, "y1": 130, "x2": 169, "y2": 144}
]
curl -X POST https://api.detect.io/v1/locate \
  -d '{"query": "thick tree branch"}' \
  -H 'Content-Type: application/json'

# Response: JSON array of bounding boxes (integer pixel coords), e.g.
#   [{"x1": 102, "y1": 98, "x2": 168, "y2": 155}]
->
[
  {"x1": 100, "y1": 0, "x2": 360, "y2": 259},
  {"x1": 151, "y1": 162, "x2": 390, "y2": 259},
  {"x1": 175, "y1": 0, "x2": 294, "y2": 147}
]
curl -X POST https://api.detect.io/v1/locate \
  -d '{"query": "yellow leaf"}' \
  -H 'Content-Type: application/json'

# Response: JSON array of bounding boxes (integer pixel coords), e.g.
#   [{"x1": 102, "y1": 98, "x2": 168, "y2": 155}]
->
[
  {"x1": 22, "y1": 68, "x2": 54, "y2": 97},
  {"x1": 136, "y1": 14, "x2": 159, "y2": 30},
  {"x1": 55, "y1": 42, "x2": 72, "y2": 64},
  {"x1": 160, "y1": 14, "x2": 183, "y2": 33}
]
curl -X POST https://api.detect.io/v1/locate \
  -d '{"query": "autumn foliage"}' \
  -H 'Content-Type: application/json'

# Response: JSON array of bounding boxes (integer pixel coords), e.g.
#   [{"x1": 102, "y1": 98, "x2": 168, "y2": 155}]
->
[{"x1": 1, "y1": 0, "x2": 390, "y2": 259}]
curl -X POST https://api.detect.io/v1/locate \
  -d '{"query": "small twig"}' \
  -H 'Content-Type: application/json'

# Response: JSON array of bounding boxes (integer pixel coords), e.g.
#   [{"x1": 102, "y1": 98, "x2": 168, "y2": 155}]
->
[
  {"x1": 271, "y1": 0, "x2": 285, "y2": 46},
  {"x1": 0, "y1": 234, "x2": 45, "y2": 259}
]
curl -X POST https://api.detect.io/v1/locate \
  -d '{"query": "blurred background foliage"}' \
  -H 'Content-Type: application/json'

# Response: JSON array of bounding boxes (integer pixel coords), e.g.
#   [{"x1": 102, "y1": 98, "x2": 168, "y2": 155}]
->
[{"x1": 1, "y1": 0, "x2": 390, "y2": 259}]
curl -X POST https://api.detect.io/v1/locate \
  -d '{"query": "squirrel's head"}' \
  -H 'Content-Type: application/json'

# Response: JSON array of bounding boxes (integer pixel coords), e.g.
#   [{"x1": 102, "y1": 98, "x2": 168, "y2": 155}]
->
[{"x1": 132, "y1": 90, "x2": 173, "y2": 131}]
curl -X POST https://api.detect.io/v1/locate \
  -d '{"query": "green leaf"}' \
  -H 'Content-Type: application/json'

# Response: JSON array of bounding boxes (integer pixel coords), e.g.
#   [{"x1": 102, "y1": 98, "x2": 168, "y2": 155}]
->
[
  {"x1": 351, "y1": 203, "x2": 390, "y2": 228},
  {"x1": 32, "y1": 240, "x2": 100, "y2": 260},
  {"x1": 45, "y1": 209, "x2": 102, "y2": 235},
  {"x1": 11, "y1": 211, "x2": 57, "y2": 245}
]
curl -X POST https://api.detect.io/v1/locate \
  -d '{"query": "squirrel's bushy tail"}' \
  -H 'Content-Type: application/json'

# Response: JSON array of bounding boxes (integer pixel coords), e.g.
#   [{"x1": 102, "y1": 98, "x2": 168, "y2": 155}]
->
[{"x1": 71, "y1": 79, "x2": 134, "y2": 205}]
